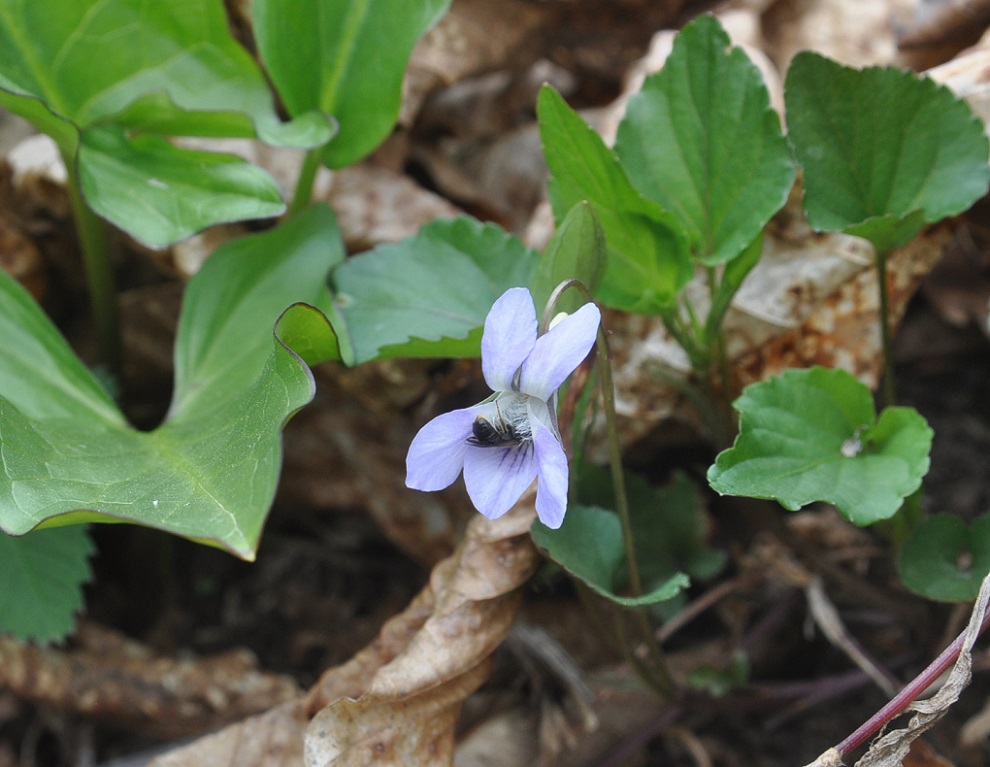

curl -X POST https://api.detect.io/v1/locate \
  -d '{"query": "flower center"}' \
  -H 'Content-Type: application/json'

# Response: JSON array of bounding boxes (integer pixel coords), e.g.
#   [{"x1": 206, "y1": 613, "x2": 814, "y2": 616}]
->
[{"x1": 466, "y1": 393, "x2": 533, "y2": 448}]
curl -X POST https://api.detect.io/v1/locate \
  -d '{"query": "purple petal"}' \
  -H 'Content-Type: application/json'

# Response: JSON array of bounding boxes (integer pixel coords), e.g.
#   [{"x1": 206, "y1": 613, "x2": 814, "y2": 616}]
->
[
  {"x1": 533, "y1": 419, "x2": 569, "y2": 528},
  {"x1": 482, "y1": 287, "x2": 537, "y2": 392},
  {"x1": 406, "y1": 407, "x2": 477, "y2": 491},
  {"x1": 463, "y1": 441, "x2": 538, "y2": 520},
  {"x1": 519, "y1": 302, "x2": 600, "y2": 400}
]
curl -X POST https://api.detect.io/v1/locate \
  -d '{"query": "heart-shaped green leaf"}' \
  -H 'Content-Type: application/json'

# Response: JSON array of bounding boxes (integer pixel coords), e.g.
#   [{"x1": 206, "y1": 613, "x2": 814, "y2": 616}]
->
[
  {"x1": 254, "y1": 0, "x2": 450, "y2": 168},
  {"x1": 785, "y1": 53, "x2": 990, "y2": 251},
  {"x1": 898, "y1": 514, "x2": 990, "y2": 602},
  {"x1": 531, "y1": 505, "x2": 690, "y2": 607},
  {"x1": 614, "y1": 15, "x2": 795, "y2": 265},
  {"x1": 0, "y1": 527, "x2": 93, "y2": 641},
  {"x1": 0, "y1": 206, "x2": 343, "y2": 558},
  {"x1": 329, "y1": 216, "x2": 540, "y2": 363},
  {"x1": 708, "y1": 367, "x2": 933, "y2": 525},
  {"x1": 538, "y1": 85, "x2": 692, "y2": 313}
]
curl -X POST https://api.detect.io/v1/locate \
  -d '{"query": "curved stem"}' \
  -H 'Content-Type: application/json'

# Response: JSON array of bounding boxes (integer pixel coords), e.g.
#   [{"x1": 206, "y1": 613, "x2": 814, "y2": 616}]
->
[
  {"x1": 289, "y1": 149, "x2": 322, "y2": 215},
  {"x1": 64, "y1": 154, "x2": 120, "y2": 375},
  {"x1": 543, "y1": 279, "x2": 675, "y2": 697},
  {"x1": 875, "y1": 249, "x2": 896, "y2": 406}
]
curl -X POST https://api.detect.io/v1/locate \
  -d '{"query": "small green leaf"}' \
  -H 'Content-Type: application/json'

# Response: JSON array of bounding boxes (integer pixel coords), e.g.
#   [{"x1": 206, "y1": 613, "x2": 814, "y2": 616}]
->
[
  {"x1": 530, "y1": 201, "x2": 606, "y2": 315},
  {"x1": 538, "y1": 85, "x2": 692, "y2": 313},
  {"x1": 708, "y1": 367, "x2": 933, "y2": 525},
  {"x1": 78, "y1": 127, "x2": 286, "y2": 248},
  {"x1": 254, "y1": 0, "x2": 450, "y2": 167},
  {"x1": 0, "y1": 527, "x2": 93, "y2": 642},
  {"x1": 614, "y1": 15, "x2": 795, "y2": 265},
  {"x1": 897, "y1": 514, "x2": 990, "y2": 602},
  {"x1": 577, "y1": 466, "x2": 724, "y2": 588},
  {"x1": 531, "y1": 505, "x2": 690, "y2": 607},
  {"x1": 785, "y1": 53, "x2": 990, "y2": 250},
  {"x1": 330, "y1": 216, "x2": 540, "y2": 363},
  {"x1": 0, "y1": 206, "x2": 343, "y2": 558}
]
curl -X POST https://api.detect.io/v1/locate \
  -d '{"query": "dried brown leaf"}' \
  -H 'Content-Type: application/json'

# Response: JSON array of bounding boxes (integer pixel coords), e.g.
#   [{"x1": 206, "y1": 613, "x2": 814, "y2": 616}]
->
[
  {"x1": 148, "y1": 499, "x2": 539, "y2": 767},
  {"x1": 0, "y1": 623, "x2": 299, "y2": 740},
  {"x1": 303, "y1": 502, "x2": 539, "y2": 767}
]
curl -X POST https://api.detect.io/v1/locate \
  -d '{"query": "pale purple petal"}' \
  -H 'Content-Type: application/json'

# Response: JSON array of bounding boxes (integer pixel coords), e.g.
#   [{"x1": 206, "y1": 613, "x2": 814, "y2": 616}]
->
[
  {"x1": 406, "y1": 407, "x2": 477, "y2": 491},
  {"x1": 482, "y1": 287, "x2": 537, "y2": 392},
  {"x1": 533, "y1": 419, "x2": 569, "y2": 528},
  {"x1": 463, "y1": 441, "x2": 538, "y2": 520},
  {"x1": 519, "y1": 302, "x2": 600, "y2": 400}
]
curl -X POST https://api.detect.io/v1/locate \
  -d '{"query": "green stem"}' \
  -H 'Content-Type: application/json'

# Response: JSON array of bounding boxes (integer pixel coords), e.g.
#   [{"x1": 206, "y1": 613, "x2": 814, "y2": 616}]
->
[
  {"x1": 704, "y1": 267, "x2": 735, "y2": 449},
  {"x1": 289, "y1": 149, "x2": 322, "y2": 215},
  {"x1": 543, "y1": 279, "x2": 675, "y2": 697},
  {"x1": 64, "y1": 154, "x2": 120, "y2": 375},
  {"x1": 875, "y1": 249, "x2": 897, "y2": 406}
]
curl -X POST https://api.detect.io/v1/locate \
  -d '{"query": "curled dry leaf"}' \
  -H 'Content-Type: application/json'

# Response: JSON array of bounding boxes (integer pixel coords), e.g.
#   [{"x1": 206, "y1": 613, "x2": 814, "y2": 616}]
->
[
  {"x1": 303, "y1": 500, "x2": 539, "y2": 766},
  {"x1": 0, "y1": 622, "x2": 299, "y2": 740},
  {"x1": 148, "y1": 498, "x2": 539, "y2": 767}
]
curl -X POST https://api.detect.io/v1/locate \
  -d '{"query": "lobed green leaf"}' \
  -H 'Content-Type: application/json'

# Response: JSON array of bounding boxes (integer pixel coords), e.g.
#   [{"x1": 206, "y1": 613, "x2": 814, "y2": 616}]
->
[
  {"x1": 708, "y1": 367, "x2": 933, "y2": 525},
  {"x1": 897, "y1": 513, "x2": 990, "y2": 602}
]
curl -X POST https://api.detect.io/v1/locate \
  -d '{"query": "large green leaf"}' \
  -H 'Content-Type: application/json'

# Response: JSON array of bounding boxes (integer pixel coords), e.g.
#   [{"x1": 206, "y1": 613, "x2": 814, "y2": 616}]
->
[
  {"x1": 615, "y1": 15, "x2": 795, "y2": 265},
  {"x1": 0, "y1": 527, "x2": 93, "y2": 641},
  {"x1": 0, "y1": 0, "x2": 334, "y2": 245},
  {"x1": 330, "y1": 216, "x2": 540, "y2": 363},
  {"x1": 0, "y1": 206, "x2": 343, "y2": 558},
  {"x1": 538, "y1": 85, "x2": 692, "y2": 313},
  {"x1": 708, "y1": 367, "x2": 933, "y2": 525},
  {"x1": 785, "y1": 53, "x2": 990, "y2": 251},
  {"x1": 79, "y1": 128, "x2": 285, "y2": 249},
  {"x1": 254, "y1": 0, "x2": 450, "y2": 168},
  {"x1": 531, "y1": 506, "x2": 689, "y2": 607},
  {"x1": 0, "y1": 0, "x2": 331, "y2": 147}
]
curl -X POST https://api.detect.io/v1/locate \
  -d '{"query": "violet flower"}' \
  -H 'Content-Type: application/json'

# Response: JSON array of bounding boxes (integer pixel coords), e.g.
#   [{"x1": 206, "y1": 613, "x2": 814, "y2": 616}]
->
[{"x1": 406, "y1": 287, "x2": 600, "y2": 528}]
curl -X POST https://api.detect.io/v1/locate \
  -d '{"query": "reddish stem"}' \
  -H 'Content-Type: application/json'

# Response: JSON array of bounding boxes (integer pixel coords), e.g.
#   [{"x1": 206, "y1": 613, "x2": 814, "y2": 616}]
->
[{"x1": 836, "y1": 606, "x2": 990, "y2": 757}]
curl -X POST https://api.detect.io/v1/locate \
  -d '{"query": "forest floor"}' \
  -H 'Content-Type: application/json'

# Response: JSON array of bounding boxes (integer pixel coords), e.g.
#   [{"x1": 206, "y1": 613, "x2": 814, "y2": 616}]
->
[{"x1": 5, "y1": 0, "x2": 990, "y2": 765}]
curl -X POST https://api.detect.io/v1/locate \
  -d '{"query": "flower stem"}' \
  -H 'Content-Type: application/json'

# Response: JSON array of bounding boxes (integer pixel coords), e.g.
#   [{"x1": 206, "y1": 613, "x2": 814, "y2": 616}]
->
[
  {"x1": 289, "y1": 149, "x2": 322, "y2": 215},
  {"x1": 875, "y1": 249, "x2": 897, "y2": 406},
  {"x1": 543, "y1": 279, "x2": 675, "y2": 697},
  {"x1": 64, "y1": 154, "x2": 120, "y2": 375}
]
